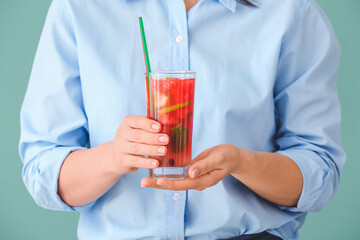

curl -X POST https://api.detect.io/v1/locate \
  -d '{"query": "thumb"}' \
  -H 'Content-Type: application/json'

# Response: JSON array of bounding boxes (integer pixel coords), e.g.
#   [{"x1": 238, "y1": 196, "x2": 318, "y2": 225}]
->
[{"x1": 188, "y1": 149, "x2": 217, "y2": 178}]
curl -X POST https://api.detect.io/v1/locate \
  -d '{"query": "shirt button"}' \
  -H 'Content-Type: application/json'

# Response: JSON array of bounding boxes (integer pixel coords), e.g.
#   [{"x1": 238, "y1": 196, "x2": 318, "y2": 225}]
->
[
  {"x1": 173, "y1": 193, "x2": 180, "y2": 201},
  {"x1": 176, "y1": 35, "x2": 183, "y2": 43}
]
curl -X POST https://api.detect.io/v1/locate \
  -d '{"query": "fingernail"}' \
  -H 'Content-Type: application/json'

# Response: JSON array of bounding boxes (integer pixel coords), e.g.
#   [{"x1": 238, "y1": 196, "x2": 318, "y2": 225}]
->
[
  {"x1": 159, "y1": 135, "x2": 168, "y2": 143},
  {"x1": 141, "y1": 182, "x2": 147, "y2": 188},
  {"x1": 157, "y1": 180, "x2": 165, "y2": 186},
  {"x1": 157, "y1": 147, "x2": 165, "y2": 154},
  {"x1": 191, "y1": 168, "x2": 199, "y2": 178},
  {"x1": 152, "y1": 124, "x2": 160, "y2": 130},
  {"x1": 151, "y1": 160, "x2": 158, "y2": 167}
]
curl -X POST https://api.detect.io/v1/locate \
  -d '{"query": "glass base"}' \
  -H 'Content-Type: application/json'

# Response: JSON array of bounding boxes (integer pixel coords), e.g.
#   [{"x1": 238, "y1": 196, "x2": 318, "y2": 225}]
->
[{"x1": 149, "y1": 166, "x2": 189, "y2": 180}]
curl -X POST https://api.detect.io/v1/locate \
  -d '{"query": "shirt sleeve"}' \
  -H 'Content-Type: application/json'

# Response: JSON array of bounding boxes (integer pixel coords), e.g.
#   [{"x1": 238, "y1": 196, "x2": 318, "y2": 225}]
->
[
  {"x1": 19, "y1": 0, "x2": 95, "y2": 212},
  {"x1": 274, "y1": 0, "x2": 346, "y2": 213}
]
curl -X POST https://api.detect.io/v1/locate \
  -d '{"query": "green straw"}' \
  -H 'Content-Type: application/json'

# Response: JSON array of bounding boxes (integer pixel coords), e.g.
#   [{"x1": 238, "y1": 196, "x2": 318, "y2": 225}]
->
[
  {"x1": 138, "y1": 17, "x2": 154, "y2": 117},
  {"x1": 139, "y1": 17, "x2": 152, "y2": 73}
]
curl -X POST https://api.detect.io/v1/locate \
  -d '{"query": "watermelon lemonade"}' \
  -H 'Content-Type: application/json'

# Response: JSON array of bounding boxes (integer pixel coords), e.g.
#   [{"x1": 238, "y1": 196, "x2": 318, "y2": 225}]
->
[{"x1": 145, "y1": 72, "x2": 196, "y2": 179}]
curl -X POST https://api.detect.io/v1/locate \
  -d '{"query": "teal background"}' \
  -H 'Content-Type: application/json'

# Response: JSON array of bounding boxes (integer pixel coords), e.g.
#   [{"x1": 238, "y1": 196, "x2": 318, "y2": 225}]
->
[{"x1": 0, "y1": 0, "x2": 359, "y2": 239}]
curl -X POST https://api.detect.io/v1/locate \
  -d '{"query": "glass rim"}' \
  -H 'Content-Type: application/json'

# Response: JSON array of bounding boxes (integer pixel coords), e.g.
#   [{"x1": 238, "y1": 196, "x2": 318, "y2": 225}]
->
[{"x1": 144, "y1": 71, "x2": 196, "y2": 75}]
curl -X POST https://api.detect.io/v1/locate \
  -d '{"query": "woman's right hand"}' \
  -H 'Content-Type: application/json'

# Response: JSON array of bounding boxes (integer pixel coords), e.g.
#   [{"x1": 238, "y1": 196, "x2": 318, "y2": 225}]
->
[
  {"x1": 58, "y1": 115, "x2": 167, "y2": 206},
  {"x1": 112, "y1": 115, "x2": 169, "y2": 175}
]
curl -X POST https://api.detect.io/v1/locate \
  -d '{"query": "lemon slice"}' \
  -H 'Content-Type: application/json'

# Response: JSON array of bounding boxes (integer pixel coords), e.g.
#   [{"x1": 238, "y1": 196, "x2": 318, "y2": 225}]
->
[{"x1": 159, "y1": 100, "x2": 191, "y2": 114}]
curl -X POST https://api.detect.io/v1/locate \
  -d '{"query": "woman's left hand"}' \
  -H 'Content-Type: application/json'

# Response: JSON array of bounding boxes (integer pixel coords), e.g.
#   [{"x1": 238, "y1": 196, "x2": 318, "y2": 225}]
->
[{"x1": 141, "y1": 144, "x2": 243, "y2": 191}]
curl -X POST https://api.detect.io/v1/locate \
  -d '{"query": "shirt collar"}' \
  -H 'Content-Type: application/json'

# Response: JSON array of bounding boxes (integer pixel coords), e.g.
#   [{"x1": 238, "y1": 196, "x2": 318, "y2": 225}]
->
[
  {"x1": 199, "y1": 0, "x2": 238, "y2": 13},
  {"x1": 131, "y1": 0, "x2": 238, "y2": 13},
  {"x1": 218, "y1": 0, "x2": 237, "y2": 13}
]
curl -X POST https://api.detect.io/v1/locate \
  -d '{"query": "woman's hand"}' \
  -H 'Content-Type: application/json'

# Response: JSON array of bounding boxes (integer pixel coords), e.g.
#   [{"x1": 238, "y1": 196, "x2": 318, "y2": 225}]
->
[
  {"x1": 141, "y1": 144, "x2": 243, "y2": 191},
  {"x1": 58, "y1": 115, "x2": 170, "y2": 207},
  {"x1": 112, "y1": 115, "x2": 170, "y2": 175},
  {"x1": 141, "y1": 143, "x2": 302, "y2": 207}
]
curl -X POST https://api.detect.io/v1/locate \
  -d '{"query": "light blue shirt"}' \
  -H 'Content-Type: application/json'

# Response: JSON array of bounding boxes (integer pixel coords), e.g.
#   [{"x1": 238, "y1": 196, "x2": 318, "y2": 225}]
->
[{"x1": 19, "y1": 0, "x2": 345, "y2": 239}]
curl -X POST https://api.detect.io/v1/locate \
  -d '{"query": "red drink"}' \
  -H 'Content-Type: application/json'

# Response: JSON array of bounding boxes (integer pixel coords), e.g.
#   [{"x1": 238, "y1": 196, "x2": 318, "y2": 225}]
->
[{"x1": 146, "y1": 72, "x2": 195, "y2": 179}]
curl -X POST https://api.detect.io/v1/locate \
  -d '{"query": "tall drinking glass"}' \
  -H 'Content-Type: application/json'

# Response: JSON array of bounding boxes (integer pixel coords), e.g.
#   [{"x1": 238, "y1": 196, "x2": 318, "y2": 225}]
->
[{"x1": 145, "y1": 71, "x2": 196, "y2": 179}]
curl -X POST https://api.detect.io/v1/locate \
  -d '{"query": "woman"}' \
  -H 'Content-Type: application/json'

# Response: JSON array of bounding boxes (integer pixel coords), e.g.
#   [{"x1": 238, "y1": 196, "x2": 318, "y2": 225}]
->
[{"x1": 20, "y1": 0, "x2": 345, "y2": 239}]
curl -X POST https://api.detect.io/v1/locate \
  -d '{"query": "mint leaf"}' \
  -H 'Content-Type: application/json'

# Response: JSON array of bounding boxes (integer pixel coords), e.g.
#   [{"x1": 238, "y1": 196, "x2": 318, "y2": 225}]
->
[{"x1": 170, "y1": 127, "x2": 189, "y2": 153}]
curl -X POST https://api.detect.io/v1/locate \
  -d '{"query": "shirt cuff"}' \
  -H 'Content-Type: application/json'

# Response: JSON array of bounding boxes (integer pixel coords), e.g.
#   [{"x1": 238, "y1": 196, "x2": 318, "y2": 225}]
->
[
  {"x1": 31, "y1": 146, "x2": 96, "y2": 212},
  {"x1": 275, "y1": 148, "x2": 331, "y2": 213}
]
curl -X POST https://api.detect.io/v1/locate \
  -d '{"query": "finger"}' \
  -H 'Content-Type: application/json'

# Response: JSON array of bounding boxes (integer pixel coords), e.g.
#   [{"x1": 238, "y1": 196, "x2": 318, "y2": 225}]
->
[
  {"x1": 125, "y1": 128, "x2": 169, "y2": 145},
  {"x1": 188, "y1": 153, "x2": 222, "y2": 178},
  {"x1": 154, "y1": 171, "x2": 222, "y2": 191},
  {"x1": 125, "y1": 141, "x2": 167, "y2": 156},
  {"x1": 141, "y1": 177, "x2": 167, "y2": 189},
  {"x1": 124, "y1": 115, "x2": 162, "y2": 133},
  {"x1": 121, "y1": 155, "x2": 159, "y2": 170}
]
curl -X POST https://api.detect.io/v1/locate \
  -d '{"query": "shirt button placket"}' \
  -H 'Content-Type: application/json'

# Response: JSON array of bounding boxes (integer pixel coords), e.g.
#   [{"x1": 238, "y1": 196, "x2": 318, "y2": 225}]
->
[
  {"x1": 165, "y1": 1, "x2": 189, "y2": 238},
  {"x1": 169, "y1": 2, "x2": 190, "y2": 71},
  {"x1": 165, "y1": 191, "x2": 186, "y2": 240}
]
